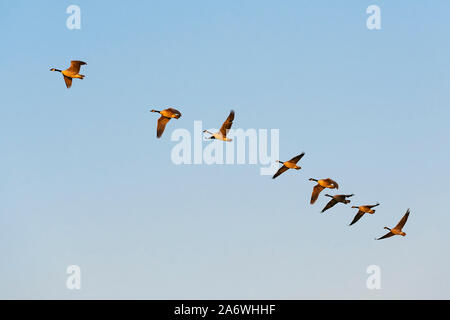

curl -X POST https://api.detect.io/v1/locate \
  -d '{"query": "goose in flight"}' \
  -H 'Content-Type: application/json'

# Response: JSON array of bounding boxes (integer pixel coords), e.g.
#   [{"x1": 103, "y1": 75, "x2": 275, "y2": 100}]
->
[
  {"x1": 50, "y1": 60, "x2": 87, "y2": 88},
  {"x1": 321, "y1": 194, "x2": 354, "y2": 213},
  {"x1": 376, "y1": 209, "x2": 410, "y2": 240},
  {"x1": 203, "y1": 110, "x2": 235, "y2": 141},
  {"x1": 150, "y1": 108, "x2": 182, "y2": 138},
  {"x1": 349, "y1": 203, "x2": 380, "y2": 226},
  {"x1": 272, "y1": 153, "x2": 305, "y2": 179},
  {"x1": 309, "y1": 178, "x2": 339, "y2": 204}
]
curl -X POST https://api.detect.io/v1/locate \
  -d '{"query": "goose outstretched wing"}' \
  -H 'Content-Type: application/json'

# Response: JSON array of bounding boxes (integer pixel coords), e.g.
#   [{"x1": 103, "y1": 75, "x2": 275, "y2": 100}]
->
[
  {"x1": 376, "y1": 231, "x2": 395, "y2": 240},
  {"x1": 67, "y1": 60, "x2": 87, "y2": 74},
  {"x1": 394, "y1": 209, "x2": 410, "y2": 230},
  {"x1": 219, "y1": 110, "x2": 235, "y2": 138},
  {"x1": 157, "y1": 116, "x2": 171, "y2": 138},
  {"x1": 310, "y1": 184, "x2": 325, "y2": 204},
  {"x1": 321, "y1": 198, "x2": 338, "y2": 213},
  {"x1": 63, "y1": 75, "x2": 72, "y2": 89},
  {"x1": 272, "y1": 165, "x2": 289, "y2": 179},
  {"x1": 288, "y1": 152, "x2": 305, "y2": 164},
  {"x1": 349, "y1": 211, "x2": 365, "y2": 226}
]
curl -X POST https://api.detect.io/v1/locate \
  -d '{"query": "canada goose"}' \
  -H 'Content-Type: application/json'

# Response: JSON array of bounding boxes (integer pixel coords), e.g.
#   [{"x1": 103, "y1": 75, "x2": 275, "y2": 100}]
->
[
  {"x1": 376, "y1": 209, "x2": 410, "y2": 240},
  {"x1": 309, "y1": 178, "x2": 339, "y2": 204},
  {"x1": 203, "y1": 110, "x2": 235, "y2": 141},
  {"x1": 50, "y1": 60, "x2": 87, "y2": 88},
  {"x1": 272, "y1": 153, "x2": 305, "y2": 179},
  {"x1": 321, "y1": 194, "x2": 354, "y2": 213},
  {"x1": 150, "y1": 108, "x2": 182, "y2": 138},
  {"x1": 349, "y1": 203, "x2": 380, "y2": 226}
]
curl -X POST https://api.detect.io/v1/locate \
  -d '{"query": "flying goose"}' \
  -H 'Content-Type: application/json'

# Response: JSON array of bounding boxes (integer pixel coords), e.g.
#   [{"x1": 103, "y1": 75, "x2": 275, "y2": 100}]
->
[
  {"x1": 349, "y1": 203, "x2": 380, "y2": 226},
  {"x1": 321, "y1": 194, "x2": 354, "y2": 213},
  {"x1": 203, "y1": 110, "x2": 235, "y2": 141},
  {"x1": 50, "y1": 60, "x2": 87, "y2": 88},
  {"x1": 309, "y1": 178, "x2": 339, "y2": 204},
  {"x1": 272, "y1": 153, "x2": 305, "y2": 179},
  {"x1": 150, "y1": 108, "x2": 182, "y2": 138},
  {"x1": 376, "y1": 209, "x2": 410, "y2": 240}
]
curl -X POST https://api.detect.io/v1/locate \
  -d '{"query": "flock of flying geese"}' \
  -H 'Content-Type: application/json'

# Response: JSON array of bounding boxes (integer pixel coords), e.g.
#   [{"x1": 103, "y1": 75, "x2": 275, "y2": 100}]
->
[
  {"x1": 50, "y1": 60, "x2": 411, "y2": 241},
  {"x1": 271, "y1": 155, "x2": 409, "y2": 239}
]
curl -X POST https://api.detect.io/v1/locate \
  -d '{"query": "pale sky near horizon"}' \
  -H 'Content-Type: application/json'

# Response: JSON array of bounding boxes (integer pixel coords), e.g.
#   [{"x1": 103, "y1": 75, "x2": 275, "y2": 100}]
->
[{"x1": 1, "y1": 1, "x2": 450, "y2": 299}]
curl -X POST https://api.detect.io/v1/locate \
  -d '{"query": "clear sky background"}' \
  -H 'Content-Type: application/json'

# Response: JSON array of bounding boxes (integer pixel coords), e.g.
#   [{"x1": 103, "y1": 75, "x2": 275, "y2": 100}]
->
[{"x1": 1, "y1": 0, "x2": 450, "y2": 299}]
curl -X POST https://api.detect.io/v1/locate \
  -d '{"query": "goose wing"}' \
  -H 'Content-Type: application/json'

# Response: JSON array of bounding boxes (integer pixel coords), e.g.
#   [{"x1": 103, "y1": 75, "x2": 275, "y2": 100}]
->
[
  {"x1": 376, "y1": 231, "x2": 395, "y2": 240},
  {"x1": 63, "y1": 75, "x2": 73, "y2": 89},
  {"x1": 310, "y1": 184, "x2": 325, "y2": 204},
  {"x1": 166, "y1": 108, "x2": 182, "y2": 119},
  {"x1": 394, "y1": 209, "x2": 410, "y2": 230},
  {"x1": 321, "y1": 198, "x2": 338, "y2": 213},
  {"x1": 272, "y1": 165, "x2": 289, "y2": 179},
  {"x1": 219, "y1": 110, "x2": 235, "y2": 138},
  {"x1": 156, "y1": 116, "x2": 171, "y2": 138},
  {"x1": 349, "y1": 211, "x2": 365, "y2": 226},
  {"x1": 324, "y1": 178, "x2": 339, "y2": 189},
  {"x1": 67, "y1": 60, "x2": 87, "y2": 74},
  {"x1": 288, "y1": 152, "x2": 305, "y2": 164}
]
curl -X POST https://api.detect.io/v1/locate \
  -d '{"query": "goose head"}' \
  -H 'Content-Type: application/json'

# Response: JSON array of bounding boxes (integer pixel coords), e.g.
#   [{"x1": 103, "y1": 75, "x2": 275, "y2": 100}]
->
[
  {"x1": 203, "y1": 130, "x2": 216, "y2": 138},
  {"x1": 203, "y1": 130, "x2": 216, "y2": 139}
]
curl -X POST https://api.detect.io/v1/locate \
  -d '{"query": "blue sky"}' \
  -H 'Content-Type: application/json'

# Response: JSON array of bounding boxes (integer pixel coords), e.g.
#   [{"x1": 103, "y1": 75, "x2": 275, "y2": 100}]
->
[{"x1": 1, "y1": 0, "x2": 450, "y2": 299}]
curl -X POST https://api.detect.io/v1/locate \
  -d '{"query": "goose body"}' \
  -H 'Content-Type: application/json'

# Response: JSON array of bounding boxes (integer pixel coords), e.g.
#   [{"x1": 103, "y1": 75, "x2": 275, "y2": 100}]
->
[
  {"x1": 150, "y1": 108, "x2": 182, "y2": 138},
  {"x1": 376, "y1": 209, "x2": 410, "y2": 240},
  {"x1": 309, "y1": 178, "x2": 339, "y2": 204},
  {"x1": 203, "y1": 110, "x2": 235, "y2": 142},
  {"x1": 50, "y1": 60, "x2": 87, "y2": 88},
  {"x1": 321, "y1": 194, "x2": 354, "y2": 213},
  {"x1": 349, "y1": 203, "x2": 380, "y2": 226},
  {"x1": 272, "y1": 153, "x2": 305, "y2": 179}
]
